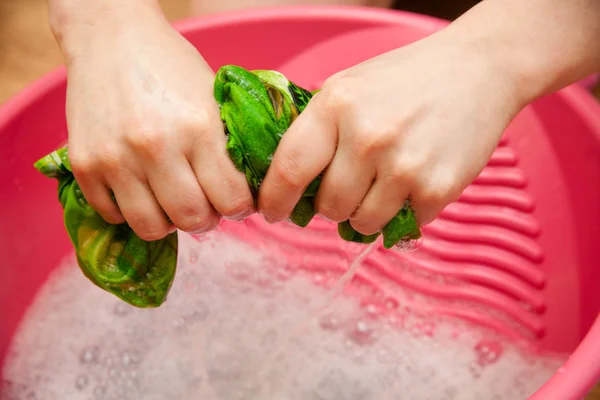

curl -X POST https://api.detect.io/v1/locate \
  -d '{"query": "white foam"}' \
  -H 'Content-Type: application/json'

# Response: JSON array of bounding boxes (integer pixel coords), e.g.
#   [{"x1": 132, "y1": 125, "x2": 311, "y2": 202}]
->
[{"x1": 1, "y1": 232, "x2": 564, "y2": 400}]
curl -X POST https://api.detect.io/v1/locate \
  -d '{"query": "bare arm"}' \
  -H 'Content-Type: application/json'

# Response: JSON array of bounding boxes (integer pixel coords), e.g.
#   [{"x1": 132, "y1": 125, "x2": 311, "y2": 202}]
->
[
  {"x1": 447, "y1": 0, "x2": 600, "y2": 106},
  {"x1": 47, "y1": 0, "x2": 167, "y2": 63}
]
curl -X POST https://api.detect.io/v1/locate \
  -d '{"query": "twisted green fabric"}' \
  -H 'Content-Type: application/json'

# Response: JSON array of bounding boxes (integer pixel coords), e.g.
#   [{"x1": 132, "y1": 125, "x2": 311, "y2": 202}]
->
[
  {"x1": 214, "y1": 65, "x2": 421, "y2": 248},
  {"x1": 34, "y1": 148, "x2": 178, "y2": 308},
  {"x1": 34, "y1": 65, "x2": 420, "y2": 308}
]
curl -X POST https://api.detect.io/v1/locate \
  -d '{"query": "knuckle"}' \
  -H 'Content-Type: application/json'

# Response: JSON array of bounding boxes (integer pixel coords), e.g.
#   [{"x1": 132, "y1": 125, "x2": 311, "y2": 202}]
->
[
  {"x1": 259, "y1": 199, "x2": 290, "y2": 221},
  {"x1": 99, "y1": 209, "x2": 125, "y2": 225},
  {"x1": 351, "y1": 125, "x2": 398, "y2": 160},
  {"x1": 382, "y1": 155, "x2": 428, "y2": 184},
  {"x1": 137, "y1": 229, "x2": 168, "y2": 242},
  {"x1": 125, "y1": 129, "x2": 167, "y2": 161},
  {"x1": 320, "y1": 79, "x2": 354, "y2": 114},
  {"x1": 349, "y1": 218, "x2": 379, "y2": 236},
  {"x1": 68, "y1": 151, "x2": 95, "y2": 176},
  {"x1": 167, "y1": 195, "x2": 214, "y2": 232},
  {"x1": 177, "y1": 213, "x2": 215, "y2": 233},
  {"x1": 272, "y1": 154, "x2": 305, "y2": 188},
  {"x1": 182, "y1": 113, "x2": 210, "y2": 133},
  {"x1": 316, "y1": 203, "x2": 348, "y2": 223},
  {"x1": 95, "y1": 144, "x2": 126, "y2": 173},
  {"x1": 126, "y1": 212, "x2": 169, "y2": 241},
  {"x1": 218, "y1": 196, "x2": 253, "y2": 219},
  {"x1": 135, "y1": 225, "x2": 169, "y2": 241},
  {"x1": 417, "y1": 174, "x2": 462, "y2": 205}
]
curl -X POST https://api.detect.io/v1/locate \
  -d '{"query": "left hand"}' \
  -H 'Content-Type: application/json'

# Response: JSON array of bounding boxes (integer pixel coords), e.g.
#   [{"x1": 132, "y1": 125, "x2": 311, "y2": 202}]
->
[{"x1": 257, "y1": 28, "x2": 526, "y2": 234}]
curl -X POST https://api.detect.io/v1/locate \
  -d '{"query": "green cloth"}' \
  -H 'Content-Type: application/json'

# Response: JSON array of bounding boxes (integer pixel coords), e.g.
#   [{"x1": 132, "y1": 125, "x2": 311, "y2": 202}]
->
[
  {"x1": 34, "y1": 65, "x2": 420, "y2": 308},
  {"x1": 34, "y1": 148, "x2": 178, "y2": 308},
  {"x1": 214, "y1": 65, "x2": 421, "y2": 249}
]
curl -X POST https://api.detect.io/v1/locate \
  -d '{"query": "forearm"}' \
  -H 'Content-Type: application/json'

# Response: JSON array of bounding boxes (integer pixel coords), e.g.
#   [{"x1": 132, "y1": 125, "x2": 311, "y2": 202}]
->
[
  {"x1": 447, "y1": 0, "x2": 600, "y2": 105},
  {"x1": 47, "y1": 0, "x2": 166, "y2": 62}
]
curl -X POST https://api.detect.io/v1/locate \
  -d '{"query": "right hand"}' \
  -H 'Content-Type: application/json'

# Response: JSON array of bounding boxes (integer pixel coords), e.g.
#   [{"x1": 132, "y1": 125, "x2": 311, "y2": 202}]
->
[{"x1": 53, "y1": 2, "x2": 254, "y2": 240}]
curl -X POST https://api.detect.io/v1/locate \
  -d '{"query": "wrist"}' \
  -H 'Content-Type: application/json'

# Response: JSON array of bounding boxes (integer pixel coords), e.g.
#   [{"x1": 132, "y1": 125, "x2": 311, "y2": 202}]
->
[
  {"x1": 444, "y1": 0, "x2": 600, "y2": 105},
  {"x1": 48, "y1": 0, "x2": 165, "y2": 64},
  {"x1": 440, "y1": 16, "x2": 539, "y2": 112},
  {"x1": 427, "y1": 23, "x2": 530, "y2": 121}
]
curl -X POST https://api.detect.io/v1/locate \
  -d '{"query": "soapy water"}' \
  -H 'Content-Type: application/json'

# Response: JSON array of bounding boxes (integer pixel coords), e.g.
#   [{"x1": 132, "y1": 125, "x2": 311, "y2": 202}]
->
[{"x1": 1, "y1": 232, "x2": 565, "y2": 400}]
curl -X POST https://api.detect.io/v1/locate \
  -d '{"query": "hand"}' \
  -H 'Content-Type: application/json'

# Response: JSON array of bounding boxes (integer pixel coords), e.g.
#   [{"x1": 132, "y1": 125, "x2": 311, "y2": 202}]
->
[
  {"x1": 57, "y1": 4, "x2": 254, "y2": 240},
  {"x1": 258, "y1": 28, "x2": 525, "y2": 234}
]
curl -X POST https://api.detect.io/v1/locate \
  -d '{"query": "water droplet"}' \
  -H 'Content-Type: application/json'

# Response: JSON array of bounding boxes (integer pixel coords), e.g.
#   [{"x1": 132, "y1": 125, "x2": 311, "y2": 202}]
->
[
  {"x1": 469, "y1": 362, "x2": 483, "y2": 378},
  {"x1": 313, "y1": 273, "x2": 326, "y2": 285},
  {"x1": 80, "y1": 347, "x2": 99, "y2": 364},
  {"x1": 183, "y1": 279, "x2": 199, "y2": 294},
  {"x1": 318, "y1": 314, "x2": 340, "y2": 331},
  {"x1": 225, "y1": 262, "x2": 251, "y2": 281},
  {"x1": 113, "y1": 302, "x2": 131, "y2": 316},
  {"x1": 170, "y1": 318, "x2": 188, "y2": 334},
  {"x1": 474, "y1": 340, "x2": 503, "y2": 366},
  {"x1": 93, "y1": 385, "x2": 106, "y2": 398},
  {"x1": 182, "y1": 302, "x2": 209, "y2": 324},
  {"x1": 384, "y1": 298, "x2": 399, "y2": 310},
  {"x1": 420, "y1": 322, "x2": 435, "y2": 337},
  {"x1": 126, "y1": 379, "x2": 138, "y2": 389},
  {"x1": 191, "y1": 232, "x2": 208, "y2": 243},
  {"x1": 376, "y1": 348, "x2": 396, "y2": 364},
  {"x1": 75, "y1": 375, "x2": 88, "y2": 390},
  {"x1": 347, "y1": 319, "x2": 378, "y2": 345},
  {"x1": 121, "y1": 352, "x2": 132, "y2": 367},
  {"x1": 364, "y1": 303, "x2": 379, "y2": 316},
  {"x1": 189, "y1": 250, "x2": 198, "y2": 264},
  {"x1": 275, "y1": 267, "x2": 293, "y2": 281},
  {"x1": 255, "y1": 271, "x2": 274, "y2": 288},
  {"x1": 352, "y1": 349, "x2": 365, "y2": 363}
]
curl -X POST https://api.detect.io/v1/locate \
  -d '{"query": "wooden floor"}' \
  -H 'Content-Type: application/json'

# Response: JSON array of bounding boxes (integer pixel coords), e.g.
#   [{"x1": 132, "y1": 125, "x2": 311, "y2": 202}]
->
[
  {"x1": 0, "y1": 0, "x2": 191, "y2": 104},
  {"x1": 0, "y1": 1, "x2": 598, "y2": 397}
]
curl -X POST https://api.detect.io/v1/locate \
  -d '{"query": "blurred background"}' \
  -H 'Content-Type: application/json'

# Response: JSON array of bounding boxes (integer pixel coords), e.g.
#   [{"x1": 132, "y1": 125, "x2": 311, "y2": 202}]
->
[
  {"x1": 0, "y1": 0, "x2": 491, "y2": 105},
  {"x1": 0, "y1": 0, "x2": 597, "y2": 104}
]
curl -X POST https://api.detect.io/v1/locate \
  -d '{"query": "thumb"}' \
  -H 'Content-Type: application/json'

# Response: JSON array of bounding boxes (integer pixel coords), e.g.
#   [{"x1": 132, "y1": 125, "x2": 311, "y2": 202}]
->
[{"x1": 258, "y1": 95, "x2": 338, "y2": 222}]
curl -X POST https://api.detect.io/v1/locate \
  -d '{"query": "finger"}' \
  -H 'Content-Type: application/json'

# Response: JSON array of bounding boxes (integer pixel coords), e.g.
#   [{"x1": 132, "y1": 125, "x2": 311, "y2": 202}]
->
[
  {"x1": 412, "y1": 201, "x2": 446, "y2": 228},
  {"x1": 108, "y1": 172, "x2": 173, "y2": 241},
  {"x1": 349, "y1": 174, "x2": 410, "y2": 235},
  {"x1": 314, "y1": 149, "x2": 375, "y2": 222},
  {"x1": 69, "y1": 155, "x2": 125, "y2": 224},
  {"x1": 77, "y1": 176, "x2": 125, "y2": 225},
  {"x1": 145, "y1": 154, "x2": 219, "y2": 234},
  {"x1": 411, "y1": 178, "x2": 462, "y2": 227},
  {"x1": 189, "y1": 121, "x2": 255, "y2": 221},
  {"x1": 258, "y1": 100, "x2": 337, "y2": 222}
]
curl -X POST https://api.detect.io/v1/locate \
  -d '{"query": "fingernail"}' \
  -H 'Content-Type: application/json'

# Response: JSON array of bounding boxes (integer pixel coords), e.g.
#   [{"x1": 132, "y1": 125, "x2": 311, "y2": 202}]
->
[
  {"x1": 223, "y1": 208, "x2": 254, "y2": 221},
  {"x1": 317, "y1": 213, "x2": 335, "y2": 223},
  {"x1": 190, "y1": 220, "x2": 216, "y2": 235},
  {"x1": 168, "y1": 225, "x2": 178, "y2": 234},
  {"x1": 263, "y1": 215, "x2": 281, "y2": 224}
]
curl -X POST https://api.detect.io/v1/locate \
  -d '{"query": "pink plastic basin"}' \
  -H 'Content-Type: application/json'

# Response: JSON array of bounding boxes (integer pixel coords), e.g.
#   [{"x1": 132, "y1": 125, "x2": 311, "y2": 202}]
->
[{"x1": 1, "y1": 6, "x2": 599, "y2": 399}]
